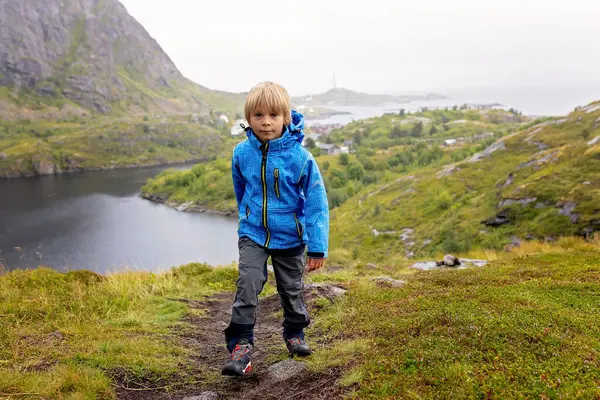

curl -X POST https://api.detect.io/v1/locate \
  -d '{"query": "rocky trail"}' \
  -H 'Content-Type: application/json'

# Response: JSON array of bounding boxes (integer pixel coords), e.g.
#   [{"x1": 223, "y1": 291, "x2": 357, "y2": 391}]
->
[{"x1": 112, "y1": 284, "x2": 349, "y2": 400}]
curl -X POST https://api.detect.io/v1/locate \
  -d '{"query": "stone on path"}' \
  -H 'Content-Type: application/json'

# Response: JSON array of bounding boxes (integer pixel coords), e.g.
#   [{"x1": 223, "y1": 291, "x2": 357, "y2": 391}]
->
[
  {"x1": 442, "y1": 254, "x2": 460, "y2": 266},
  {"x1": 372, "y1": 276, "x2": 406, "y2": 288},
  {"x1": 267, "y1": 360, "x2": 307, "y2": 383}
]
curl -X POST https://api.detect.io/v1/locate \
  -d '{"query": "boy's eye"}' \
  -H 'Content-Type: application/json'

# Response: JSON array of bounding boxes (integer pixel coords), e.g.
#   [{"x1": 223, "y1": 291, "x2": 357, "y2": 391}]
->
[
  {"x1": 254, "y1": 112, "x2": 262, "y2": 117},
  {"x1": 270, "y1": 113, "x2": 278, "y2": 117}
]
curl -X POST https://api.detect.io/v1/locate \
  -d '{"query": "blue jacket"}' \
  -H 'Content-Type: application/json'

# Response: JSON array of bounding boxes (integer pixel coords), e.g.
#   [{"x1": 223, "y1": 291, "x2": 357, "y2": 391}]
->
[{"x1": 232, "y1": 111, "x2": 329, "y2": 258}]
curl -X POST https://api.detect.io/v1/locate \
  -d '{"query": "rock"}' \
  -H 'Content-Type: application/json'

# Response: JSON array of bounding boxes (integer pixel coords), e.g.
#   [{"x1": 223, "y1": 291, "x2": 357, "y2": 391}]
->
[
  {"x1": 505, "y1": 237, "x2": 522, "y2": 251},
  {"x1": 412, "y1": 259, "x2": 487, "y2": 270},
  {"x1": 557, "y1": 202, "x2": 580, "y2": 223},
  {"x1": 518, "y1": 151, "x2": 559, "y2": 170},
  {"x1": 442, "y1": 254, "x2": 461, "y2": 266},
  {"x1": 588, "y1": 136, "x2": 600, "y2": 146},
  {"x1": 583, "y1": 104, "x2": 600, "y2": 114},
  {"x1": 405, "y1": 251, "x2": 415, "y2": 258},
  {"x1": 365, "y1": 263, "x2": 377, "y2": 270},
  {"x1": 176, "y1": 202, "x2": 193, "y2": 212},
  {"x1": 369, "y1": 226, "x2": 398, "y2": 237},
  {"x1": 460, "y1": 259, "x2": 488, "y2": 267},
  {"x1": 412, "y1": 261, "x2": 439, "y2": 270},
  {"x1": 483, "y1": 210, "x2": 512, "y2": 227},
  {"x1": 0, "y1": 152, "x2": 7, "y2": 160},
  {"x1": 498, "y1": 197, "x2": 537, "y2": 208},
  {"x1": 469, "y1": 141, "x2": 506, "y2": 162},
  {"x1": 498, "y1": 173, "x2": 515, "y2": 188},
  {"x1": 304, "y1": 283, "x2": 347, "y2": 300},
  {"x1": 266, "y1": 360, "x2": 306, "y2": 383},
  {"x1": 399, "y1": 228, "x2": 414, "y2": 242},
  {"x1": 372, "y1": 276, "x2": 406, "y2": 288},
  {"x1": 182, "y1": 392, "x2": 219, "y2": 400},
  {"x1": 437, "y1": 165, "x2": 460, "y2": 178}
]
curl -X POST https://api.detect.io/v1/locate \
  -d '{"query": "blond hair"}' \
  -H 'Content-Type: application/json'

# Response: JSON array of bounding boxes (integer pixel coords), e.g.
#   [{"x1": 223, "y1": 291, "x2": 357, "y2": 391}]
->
[{"x1": 245, "y1": 82, "x2": 292, "y2": 125}]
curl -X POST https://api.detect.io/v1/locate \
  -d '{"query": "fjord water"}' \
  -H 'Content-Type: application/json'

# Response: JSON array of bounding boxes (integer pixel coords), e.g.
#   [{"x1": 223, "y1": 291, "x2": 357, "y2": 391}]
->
[{"x1": 0, "y1": 164, "x2": 239, "y2": 275}]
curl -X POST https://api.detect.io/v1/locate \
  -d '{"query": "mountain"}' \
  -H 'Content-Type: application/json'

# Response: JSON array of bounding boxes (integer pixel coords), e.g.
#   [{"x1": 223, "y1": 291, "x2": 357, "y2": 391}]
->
[
  {"x1": 0, "y1": 0, "x2": 247, "y2": 177},
  {"x1": 0, "y1": 0, "x2": 243, "y2": 116},
  {"x1": 293, "y1": 88, "x2": 446, "y2": 107}
]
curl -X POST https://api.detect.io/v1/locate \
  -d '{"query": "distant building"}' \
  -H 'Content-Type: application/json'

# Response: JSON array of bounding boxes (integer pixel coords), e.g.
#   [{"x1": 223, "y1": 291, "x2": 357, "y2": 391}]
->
[
  {"x1": 340, "y1": 146, "x2": 350, "y2": 154},
  {"x1": 316, "y1": 143, "x2": 341, "y2": 155},
  {"x1": 444, "y1": 139, "x2": 457, "y2": 147},
  {"x1": 343, "y1": 139, "x2": 354, "y2": 147},
  {"x1": 231, "y1": 119, "x2": 248, "y2": 136}
]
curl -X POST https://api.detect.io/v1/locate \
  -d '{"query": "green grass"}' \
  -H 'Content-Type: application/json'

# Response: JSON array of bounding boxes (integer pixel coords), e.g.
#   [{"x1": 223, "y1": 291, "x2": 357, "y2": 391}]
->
[
  {"x1": 1, "y1": 238, "x2": 599, "y2": 398},
  {"x1": 0, "y1": 262, "x2": 242, "y2": 399},
  {"x1": 308, "y1": 244, "x2": 600, "y2": 398}
]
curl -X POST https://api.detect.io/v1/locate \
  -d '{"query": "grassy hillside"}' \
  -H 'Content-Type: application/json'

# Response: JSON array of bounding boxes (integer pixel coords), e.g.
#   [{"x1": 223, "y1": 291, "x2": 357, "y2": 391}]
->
[
  {"x1": 331, "y1": 102, "x2": 600, "y2": 262},
  {"x1": 0, "y1": 114, "x2": 240, "y2": 178},
  {"x1": 1, "y1": 238, "x2": 599, "y2": 398},
  {"x1": 141, "y1": 108, "x2": 533, "y2": 243}
]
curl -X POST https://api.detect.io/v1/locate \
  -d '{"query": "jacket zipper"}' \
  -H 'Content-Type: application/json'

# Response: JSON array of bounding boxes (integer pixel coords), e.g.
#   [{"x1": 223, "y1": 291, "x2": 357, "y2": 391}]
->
[
  {"x1": 261, "y1": 143, "x2": 271, "y2": 247},
  {"x1": 274, "y1": 168, "x2": 280, "y2": 198},
  {"x1": 246, "y1": 206, "x2": 250, "y2": 218},
  {"x1": 294, "y1": 212, "x2": 303, "y2": 239}
]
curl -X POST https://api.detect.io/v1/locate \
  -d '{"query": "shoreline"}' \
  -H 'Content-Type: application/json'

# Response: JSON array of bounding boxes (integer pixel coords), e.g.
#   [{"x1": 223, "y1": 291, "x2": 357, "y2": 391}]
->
[
  {"x1": 0, "y1": 156, "x2": 213, "y2": 180},
  {"x1": 140, "y1": 192, "x2": 236, "y2": 217}
]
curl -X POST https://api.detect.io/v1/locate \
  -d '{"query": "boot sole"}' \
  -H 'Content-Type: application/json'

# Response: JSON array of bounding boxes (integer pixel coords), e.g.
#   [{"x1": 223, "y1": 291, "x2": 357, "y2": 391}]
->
[
  {"x1": 289, "y1": 350, "x2": 312, "y2": 357},
  {"x1": 221, "y1": 361, "x2": 253, "y2": 376}
]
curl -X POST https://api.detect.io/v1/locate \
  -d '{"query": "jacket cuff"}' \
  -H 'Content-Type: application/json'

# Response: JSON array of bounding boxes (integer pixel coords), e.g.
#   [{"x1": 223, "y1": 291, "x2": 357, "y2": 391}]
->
[{"x1": 307, "y1": 251, "x2": 326, "y2": 259}]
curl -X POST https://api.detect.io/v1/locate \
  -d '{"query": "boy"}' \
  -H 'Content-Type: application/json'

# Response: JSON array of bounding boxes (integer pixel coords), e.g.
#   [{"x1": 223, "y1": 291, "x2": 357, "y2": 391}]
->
[{"x1": 222, "y1": 82, "x2": 329, "y2": 376}]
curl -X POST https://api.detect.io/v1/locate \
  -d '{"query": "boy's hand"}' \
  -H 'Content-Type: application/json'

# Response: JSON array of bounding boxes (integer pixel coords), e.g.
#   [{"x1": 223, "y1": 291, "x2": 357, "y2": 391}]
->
[{"x1": 307, "y1": 257, "x2": 325, "y2": 272}]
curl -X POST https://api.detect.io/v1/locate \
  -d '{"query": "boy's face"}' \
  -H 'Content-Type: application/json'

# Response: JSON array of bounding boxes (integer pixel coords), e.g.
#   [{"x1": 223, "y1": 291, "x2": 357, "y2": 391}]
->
[{"x1": 249, "y1": 106, "x2": 285, "y2": 143}]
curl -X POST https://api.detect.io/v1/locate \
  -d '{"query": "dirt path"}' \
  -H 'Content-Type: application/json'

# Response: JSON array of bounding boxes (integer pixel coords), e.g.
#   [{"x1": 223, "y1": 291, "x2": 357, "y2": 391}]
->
[{"x1": 112, "y1": 284, "x2": 348, "y2": 399}]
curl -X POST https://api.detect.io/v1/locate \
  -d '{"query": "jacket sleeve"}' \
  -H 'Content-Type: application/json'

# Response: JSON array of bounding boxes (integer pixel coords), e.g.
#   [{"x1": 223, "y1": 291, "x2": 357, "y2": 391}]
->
[
  {"x1": 231, "y1": 148, "x2": 245, "y2": 208},
  {"x1": 300, "y1": 155, "x2": 329, "y2": 258}
]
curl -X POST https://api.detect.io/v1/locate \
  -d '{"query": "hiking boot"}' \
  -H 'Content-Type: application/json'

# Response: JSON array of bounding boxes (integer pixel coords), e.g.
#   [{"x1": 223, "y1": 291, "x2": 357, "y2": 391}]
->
[
  {"x1": 286, "y1": 337, "x2": 312, "y2": 357},
  {"x1": 221, "y1": 339, "x2": 253, "y2": 376}
]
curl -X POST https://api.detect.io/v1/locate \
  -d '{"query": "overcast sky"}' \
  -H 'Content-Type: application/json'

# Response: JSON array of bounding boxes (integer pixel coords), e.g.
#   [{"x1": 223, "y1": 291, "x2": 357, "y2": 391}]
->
[{"x1": 120, "y1": 0, "x2": 600, "y2": 97}]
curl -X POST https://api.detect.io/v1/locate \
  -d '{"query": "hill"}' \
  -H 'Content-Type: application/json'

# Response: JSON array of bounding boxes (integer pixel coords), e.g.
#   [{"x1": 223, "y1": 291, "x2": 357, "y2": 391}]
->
[
  {"x1": 330, "y1": 102, "x2": 600, "y2": 261},
  {"x1": 293, "y1": 88, "x2": 446, "y2": 107},
  {"x1": 140, "y1": 103, "x2": 600, "y2": 263}
]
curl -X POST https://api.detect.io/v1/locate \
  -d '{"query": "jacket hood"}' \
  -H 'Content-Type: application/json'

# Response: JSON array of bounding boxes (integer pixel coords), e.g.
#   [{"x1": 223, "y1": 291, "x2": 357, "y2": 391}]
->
[{"x1": 246, "y1": 110, "x2": 305, "y2": 151}]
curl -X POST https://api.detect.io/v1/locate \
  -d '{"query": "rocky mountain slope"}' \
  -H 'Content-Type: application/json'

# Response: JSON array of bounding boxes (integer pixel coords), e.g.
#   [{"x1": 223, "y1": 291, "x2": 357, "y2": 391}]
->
[
  {"x1": 0, "y1": 0, "x2": 247, "y2": 177},
  {"x1": 0, "y1": 0, "x2": 243, "y2": 116}
]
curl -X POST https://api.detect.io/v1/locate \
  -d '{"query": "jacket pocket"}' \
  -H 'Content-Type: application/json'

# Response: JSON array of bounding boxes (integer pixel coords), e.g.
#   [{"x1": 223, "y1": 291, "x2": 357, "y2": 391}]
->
[
  {"x1": 293, "y1": 212, "x2": 304, "y2": 239},
  {"x1": 274, "y1": 168, "x2": 280, "y2": 198}
]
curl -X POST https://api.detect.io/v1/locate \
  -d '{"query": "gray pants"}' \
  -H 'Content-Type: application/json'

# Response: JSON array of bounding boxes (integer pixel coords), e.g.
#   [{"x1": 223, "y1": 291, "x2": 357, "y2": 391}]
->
[{"x1": 224, "y1": 236, "x2": 310, "y2": 350}]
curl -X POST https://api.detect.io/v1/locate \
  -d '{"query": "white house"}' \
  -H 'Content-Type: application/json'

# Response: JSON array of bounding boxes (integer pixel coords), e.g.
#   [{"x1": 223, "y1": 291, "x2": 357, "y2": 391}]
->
[
  {"x1": 231, "y1": 119, "x2": 248, "y2": 136},
  {"x1": 316, "y1": 143, "x2": 341, "y2": 155},
  {"x1": 340, "y1": 146, "x2": 350, "y2": 154},
  {"x1": 444, "y1": 139, "x2": 457, "y2": 146}
]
